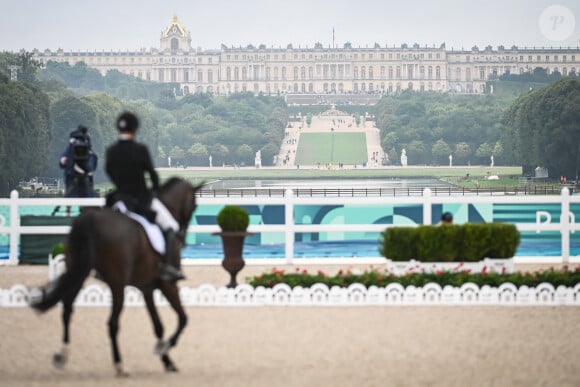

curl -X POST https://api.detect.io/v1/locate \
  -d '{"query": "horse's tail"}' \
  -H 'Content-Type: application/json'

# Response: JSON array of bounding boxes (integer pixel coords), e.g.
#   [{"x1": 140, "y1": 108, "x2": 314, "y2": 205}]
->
[{"x1": 30, "y1": 214, "x2": 95, "y2": 313}]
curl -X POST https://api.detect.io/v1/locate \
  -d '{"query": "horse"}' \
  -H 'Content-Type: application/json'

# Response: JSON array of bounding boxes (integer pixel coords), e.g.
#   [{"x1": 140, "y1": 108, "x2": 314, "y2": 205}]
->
[{"x1": 30, "y1": 177, "x2": 203, "y2": 376}]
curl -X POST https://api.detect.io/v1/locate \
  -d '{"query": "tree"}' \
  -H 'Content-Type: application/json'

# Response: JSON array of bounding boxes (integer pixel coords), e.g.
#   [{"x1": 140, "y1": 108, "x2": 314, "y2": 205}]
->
[
  {"x1": 169, "y1": 146, "x2": 186, "y2": 166},
  {"x1": 0, "y1": 77, "x2": 51, "y2": 194},
  {"x1": 208, "y1": 143, "x2": 230, "y2": 165},
  {"x1": 431, "y1": 139, "x2": 451, "y2": 164},
  {"x1": 47, "y1": 95, "x2": 98, "y2": 177},
  {"x1": 475, "y1": 142, "x2": 493, "y2": 164},
  {"x1": 454, "y1": 142, "x2": 472, "y2": 164},
  {"x1": 187, "y1": 143, "x2": 209, "y2": 166},
  {"x1": 501, "y1": 78, "x2": 580, "y2": 177},
  {"x1": 407, "y1": 140, "x2": 428, "y2": 165},
  {"x1": 235, "y1": 144, "x2": 254, "y2": 166}
]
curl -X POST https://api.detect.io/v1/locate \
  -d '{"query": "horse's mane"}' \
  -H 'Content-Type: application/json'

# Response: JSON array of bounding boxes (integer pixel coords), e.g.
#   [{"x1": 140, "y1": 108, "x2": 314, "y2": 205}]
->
[{"x1": 160, "y1": 177, "x2": 183, "y2": 192}]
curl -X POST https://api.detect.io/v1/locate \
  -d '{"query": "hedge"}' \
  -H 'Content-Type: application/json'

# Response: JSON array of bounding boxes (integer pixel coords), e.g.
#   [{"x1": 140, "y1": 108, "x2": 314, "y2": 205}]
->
[{"x1": 379, "y1": 223, "x2": 520, "y2": 262}]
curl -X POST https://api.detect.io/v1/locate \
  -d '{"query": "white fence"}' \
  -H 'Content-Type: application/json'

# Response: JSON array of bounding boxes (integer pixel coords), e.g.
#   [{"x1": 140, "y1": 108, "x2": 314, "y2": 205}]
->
[{"x1": 1, "y1": 188, "x2": 579, "y2": 266}]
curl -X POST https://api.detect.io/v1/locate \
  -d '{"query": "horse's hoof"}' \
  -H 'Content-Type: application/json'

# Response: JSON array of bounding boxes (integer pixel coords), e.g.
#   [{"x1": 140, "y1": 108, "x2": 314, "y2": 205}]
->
[
  {"x1": 154, "y1": 340, "x2": 171, "y2": 356},
  {"x1": 165, "y1": 363, "x2": 178, "y2": 372},
  {"x1": 115, "y1": 364, "x2": 129, "y2": 378},
  {"x1": 52, "y1": 353, "x2": 66, "y2": 369}
]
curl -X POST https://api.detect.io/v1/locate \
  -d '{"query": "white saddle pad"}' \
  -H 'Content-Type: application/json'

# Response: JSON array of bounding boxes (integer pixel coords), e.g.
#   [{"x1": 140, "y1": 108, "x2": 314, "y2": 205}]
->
[{"x1": 112, "y1": 201, "x2": 165, "y2": 255}]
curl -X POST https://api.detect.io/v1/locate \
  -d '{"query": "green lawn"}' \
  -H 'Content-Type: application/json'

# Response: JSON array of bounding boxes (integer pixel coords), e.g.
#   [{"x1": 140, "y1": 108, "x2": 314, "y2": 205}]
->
[{"x1": 295, "y1": 132, "x2": 367, "y2": 165}]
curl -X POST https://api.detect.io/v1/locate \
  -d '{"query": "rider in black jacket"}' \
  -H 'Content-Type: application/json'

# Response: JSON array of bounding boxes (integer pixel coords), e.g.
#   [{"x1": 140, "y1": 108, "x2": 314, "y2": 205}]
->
[{"x1": 105, "y1": 112, "x2": 185, "y2": 282}]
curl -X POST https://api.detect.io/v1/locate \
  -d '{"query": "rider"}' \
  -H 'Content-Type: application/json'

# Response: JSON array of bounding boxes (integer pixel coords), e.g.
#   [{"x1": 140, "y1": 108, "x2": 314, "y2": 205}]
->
[{"x1": 105, "y1": 111, "x2": 185, "y2": 282}]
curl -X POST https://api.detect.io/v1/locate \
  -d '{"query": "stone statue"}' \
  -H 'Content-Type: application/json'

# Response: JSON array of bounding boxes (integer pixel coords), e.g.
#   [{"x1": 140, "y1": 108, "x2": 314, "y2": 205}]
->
[
  {"x1": 255, "y1": 150, "x2": 262, "y2": 168},
  {"x1": 168, "y1": 156, "x2": 172, "y2": 167},
  {"x1": 449, "y1": 154, "x2": 453, "y2": 167},
  {"x1": 209, "y1": 155, "x2": 213, "y2": 168},
  {"x1": 400, "y1": 149, "x2": 408, "y2": 167},
  {"x1": 490, "y1": 155, "x2": 494, "y2": 167}
]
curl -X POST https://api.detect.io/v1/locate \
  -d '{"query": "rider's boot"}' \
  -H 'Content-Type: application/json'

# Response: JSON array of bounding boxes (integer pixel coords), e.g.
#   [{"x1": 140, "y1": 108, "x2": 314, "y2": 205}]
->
[{"x1": 160, "y1": 230, "x2": 186, "y2": 282}]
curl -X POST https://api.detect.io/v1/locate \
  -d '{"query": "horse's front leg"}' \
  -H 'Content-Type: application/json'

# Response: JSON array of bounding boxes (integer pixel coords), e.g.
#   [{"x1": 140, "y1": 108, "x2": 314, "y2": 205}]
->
[
  {"x1": 142, "y1": 290, "x2": 175, "y2": 371},
  {"x1": 156, "y1": 283, "x2": 188, "y2": 372},
  {"x1": 108, "y1": 285, "x2": 128, "y2": 377}
]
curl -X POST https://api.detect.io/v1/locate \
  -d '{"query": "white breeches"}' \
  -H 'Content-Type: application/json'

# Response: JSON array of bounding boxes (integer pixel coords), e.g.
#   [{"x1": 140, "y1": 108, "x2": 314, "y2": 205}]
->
[{"x1": 151, "y1": 198, "x2": 179, "y2": 232}]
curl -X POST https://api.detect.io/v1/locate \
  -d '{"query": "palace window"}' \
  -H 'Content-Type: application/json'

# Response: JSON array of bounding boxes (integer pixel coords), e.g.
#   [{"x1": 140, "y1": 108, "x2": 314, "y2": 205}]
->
[
  {"x1": 266, "y1": 67, "x2": 271, "y2": 80},
  {"x1": 274, "y1": 67, "x2": 279, "y2": 80},
  {"x1": 234, "y1": 67, "x2": 239, "y2": 80},
  {"x1": 242, "y1": 67, "x2": 247, "y2": 80},
  {"x1": 282, "y1": 67, "x2": 287, "y2": 80},
  {"x1": 563, "y1": 55, "x2": 567, "y2": 62},
  {"x1": 309, "y1": 66, "x2": 314, "y2": 79},
  {"x1": 436, "y1": 66, "x2": 441, "y2": 79},
  {"x1": 380, "y1": 66, "x2": 385, "y2": 79},
  {"x1": 294, "y1": 66, "x2": 299, "y2": 79},
  {"x1": 361, "y1": 66, "x2": 366, "y2": 79},
  {"x1": 184, "y1": 70, "x2": 189, "y2": 82},
  {"x1": 419, "y1": 66, "x2": 425, "y2": 79},
  {"x1": 208, "y1": 70, "x2": 213, "y2": 83},
  {"x1": 466, "y1": 68, "x2": 471, "y2": 81},
  {"x1": 388, "y1": 66, "x2": 393, "y2": 79},
  {"x1": 198, "y1": 71, "x2": 203, "y2": 82},
  {"x1": 369, "y1": 66, "x2": 374, "y2": 79},
  {"x1": 227, "y1": 67, "x2": 232, "y2": 80},
  {"x1": 396, "y1": 66, "x2": 401, "y2": 78}
]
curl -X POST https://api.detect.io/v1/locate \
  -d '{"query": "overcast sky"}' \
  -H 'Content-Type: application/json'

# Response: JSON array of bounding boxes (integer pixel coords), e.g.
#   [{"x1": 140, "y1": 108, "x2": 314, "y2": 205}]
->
[{"x1": 1, "y1": 0, "x2": 579, "y2": 52}]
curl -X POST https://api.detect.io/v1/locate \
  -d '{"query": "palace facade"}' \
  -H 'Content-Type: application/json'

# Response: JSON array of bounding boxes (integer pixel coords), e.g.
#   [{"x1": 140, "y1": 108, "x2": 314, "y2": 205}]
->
[{"x1": 32, "y1": 16, "x2": 580, "y2": 96}]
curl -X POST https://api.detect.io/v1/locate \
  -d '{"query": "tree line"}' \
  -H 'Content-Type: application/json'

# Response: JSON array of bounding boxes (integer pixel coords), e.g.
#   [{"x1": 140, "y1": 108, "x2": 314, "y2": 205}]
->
[{"x1": 1, "y1": 52, "x2": 578, "y2": 196}]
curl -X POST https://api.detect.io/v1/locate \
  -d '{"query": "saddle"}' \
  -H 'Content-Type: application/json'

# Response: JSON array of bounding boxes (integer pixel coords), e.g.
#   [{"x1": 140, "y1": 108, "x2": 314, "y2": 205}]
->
[{"x1": 111, "y1": 201, "x2": 166, "y2": 255}]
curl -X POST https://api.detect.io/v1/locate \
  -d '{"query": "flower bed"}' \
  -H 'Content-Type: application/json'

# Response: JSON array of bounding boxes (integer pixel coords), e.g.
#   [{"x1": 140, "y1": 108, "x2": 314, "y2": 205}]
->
[{"x1": 247, "y1": 266, "x2": 580, "y2": 289}]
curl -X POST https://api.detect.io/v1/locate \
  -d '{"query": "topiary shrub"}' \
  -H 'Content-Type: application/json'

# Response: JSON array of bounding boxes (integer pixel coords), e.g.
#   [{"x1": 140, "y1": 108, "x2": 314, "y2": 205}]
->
[
  {"x1": 51, "y1": 242, "x2": 65, "y2": 257},
  {"x1": 488, "y1": 223, "x2": 520, "y2": 258},
  {"x1": 380, "y1": 223, "x2": 519, "y2": 262},
  {"x1": 217, "y1": 205, "x2": 250, "y2": 232},
  {"x1": 379, "y1": 227, "x2": 416, "y2": 259},
  {"x1": 415, "y1": 224, "x2": 462, "y2": 262},
  {"x1": 459, "y1": 223, "x2": 493, "y2": 261}
]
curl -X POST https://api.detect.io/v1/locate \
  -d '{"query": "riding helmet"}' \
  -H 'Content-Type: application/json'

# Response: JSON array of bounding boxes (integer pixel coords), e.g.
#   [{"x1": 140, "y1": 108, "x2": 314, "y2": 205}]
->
[{"x1": 116, "y1": 112, "x2": 139, "y2": 132}]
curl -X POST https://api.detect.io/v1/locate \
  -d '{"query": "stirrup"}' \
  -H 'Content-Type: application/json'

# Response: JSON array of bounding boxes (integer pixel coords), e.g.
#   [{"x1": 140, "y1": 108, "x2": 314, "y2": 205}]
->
[{"x1": 160, "y1": 264, "x2": 185, "y2": 282}]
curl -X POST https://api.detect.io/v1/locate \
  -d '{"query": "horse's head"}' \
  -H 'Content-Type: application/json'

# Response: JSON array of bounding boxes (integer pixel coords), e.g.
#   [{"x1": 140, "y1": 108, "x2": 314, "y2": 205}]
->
[{"x1": 158, "y1": 178, "x2": 204, "y2": 233}]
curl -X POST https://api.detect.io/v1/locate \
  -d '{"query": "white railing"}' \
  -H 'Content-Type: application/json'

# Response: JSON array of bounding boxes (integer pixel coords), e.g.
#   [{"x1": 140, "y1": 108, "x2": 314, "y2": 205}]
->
[{"x1": 1, "y1": 188, "x2": 579, "y2": 266}]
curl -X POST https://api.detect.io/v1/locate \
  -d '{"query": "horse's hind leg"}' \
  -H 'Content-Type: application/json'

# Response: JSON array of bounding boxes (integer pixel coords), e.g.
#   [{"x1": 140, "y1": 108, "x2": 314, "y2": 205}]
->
[
  {"x1": 52, "y1": 297, "x2": 73, "y2": 368},
  {"x1": 53, "y1": 281, "x2": 84, "y2": 369},
  {"x1": 156, "y1": 283, "x2": 188, "y2": 372},
  {"x1": 108, "y1": 286, "x2": 128, "y2": 377}
]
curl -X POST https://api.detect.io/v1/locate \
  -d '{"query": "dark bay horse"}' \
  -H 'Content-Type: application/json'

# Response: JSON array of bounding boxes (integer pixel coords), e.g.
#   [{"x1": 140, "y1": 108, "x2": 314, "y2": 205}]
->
[{"x1": 30, "y1": 178, "x2": 203, "y2": 376}]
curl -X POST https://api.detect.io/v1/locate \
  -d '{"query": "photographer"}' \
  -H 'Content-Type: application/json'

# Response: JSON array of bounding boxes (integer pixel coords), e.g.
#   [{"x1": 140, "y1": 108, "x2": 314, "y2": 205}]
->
[{"x1": 52, "y1": 126, "x2": 98, "y2": 216}]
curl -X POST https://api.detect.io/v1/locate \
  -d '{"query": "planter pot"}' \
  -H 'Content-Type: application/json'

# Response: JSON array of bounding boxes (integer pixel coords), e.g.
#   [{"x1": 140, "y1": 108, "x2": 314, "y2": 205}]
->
[
  {"x1": 386, "y1": 258, "x2": 514, "y2": 276},
  {"x1": 213, "y1": 231, "x2": 254, "y2": 288}
]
